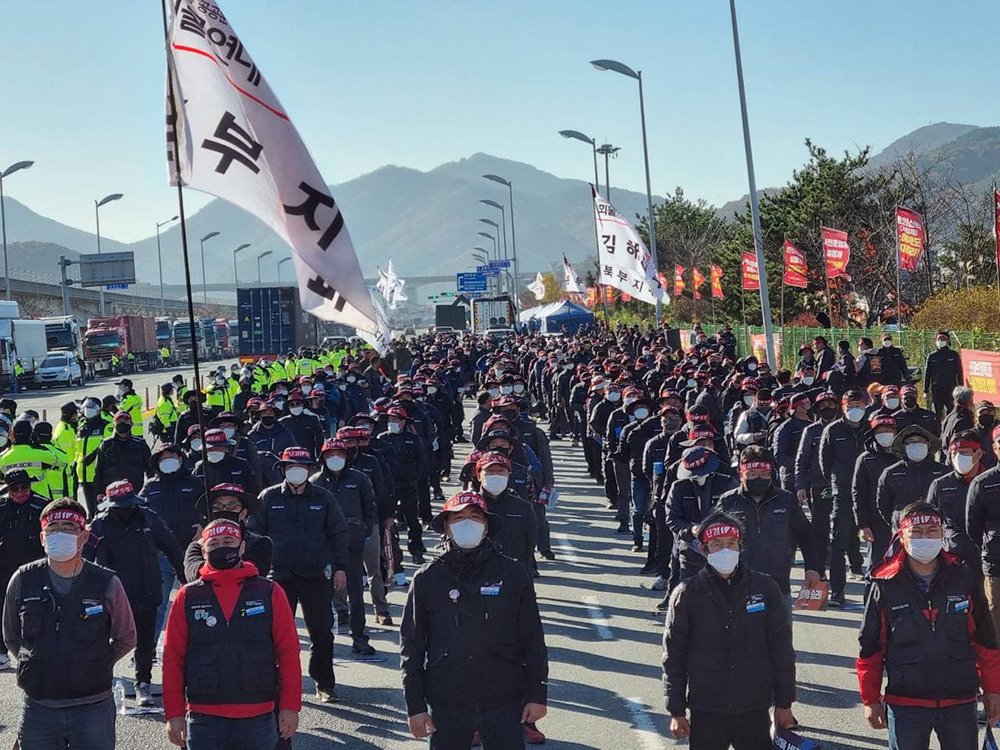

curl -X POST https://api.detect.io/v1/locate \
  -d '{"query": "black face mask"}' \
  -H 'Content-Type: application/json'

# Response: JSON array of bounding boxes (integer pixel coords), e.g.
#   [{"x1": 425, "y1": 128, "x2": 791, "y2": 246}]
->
[
  {"x1": 241, "y1": 384, "x2": 252, "y2": 392},
  {"x1": 212, "y1": 510, "x2": 243, "y2": 524},
  {"x1": 260, "y1": 415, "x2": 276, "y2": 427},
  {"x1": 819, "y1": 407, "x2": 838, "y2": 421},
  {"x1": 903, "y1": 397, "x2": 918, "y2": 409},
  {"x1": 207, "y1": 546, "x2": 241, "y2": 570},
  {"x1": 662, "y1": 419, "x2": 681, "y2": 433},
  {"x1": 980, "y1": 415, "x2": 996, "y2": 430},
  {"x1": 745, "y1": 477, "x2": 771, "y2": 497},
  {"x1": 114, "y1": 423, "x2": 131, "y2": 437}
]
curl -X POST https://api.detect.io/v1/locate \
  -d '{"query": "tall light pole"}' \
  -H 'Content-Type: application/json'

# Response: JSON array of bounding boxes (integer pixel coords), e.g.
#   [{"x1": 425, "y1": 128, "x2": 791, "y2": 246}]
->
[
  {"x1": 472, "y1": 247, "x2": 490, "y2": 292},
  {"x1": 233, "y1": 243, "x2": 251, "y2": 286},
  {"x1": 479, "y1": 220, "x2": 503, "y2": 292},
  {"x1": 479, "y1": 198, "x2": 508, "y2": 265},
  {"x1": 94, "y1": 193, "x2": 123, "y2": 316},
  {"x1": 277, "y1": 256, "x2": 292, "y2": 284},
  {"x1": 596, "y1": 143, "x2": 621, "y2": 201},
  {"x1": 198, "y1": 231, "x2": 220, "y2": 304},
  {"x1": 1, "y1": 161, "x2": 33, "y2": 301},
  {"x1": 559, "y1": 130, "x2": 600, "y2": 192},
  {"x1": 591, "y1": 58, "x2": 662, "y2": 323},
  {"x1": 728, "y1": 0, "x2": 775, "y2": 366},
  {"x1": 155, "y1": 215, "x2": 178, "y2": 315},
  {"x1": 483, "y1": 174, "x2": 520, "y2": 311},
  {"x1": 257, "y1": 250, "x2": 273, "y2": 286},
  {"x1": 477, "y1": 232, "x2": 498, "y2": 295}
]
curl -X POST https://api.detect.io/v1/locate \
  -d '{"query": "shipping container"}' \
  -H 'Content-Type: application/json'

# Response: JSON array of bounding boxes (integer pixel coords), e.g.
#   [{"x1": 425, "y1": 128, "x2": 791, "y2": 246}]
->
[{"x1": 237, "y1": 286, "x2": 317, "y2": 361}]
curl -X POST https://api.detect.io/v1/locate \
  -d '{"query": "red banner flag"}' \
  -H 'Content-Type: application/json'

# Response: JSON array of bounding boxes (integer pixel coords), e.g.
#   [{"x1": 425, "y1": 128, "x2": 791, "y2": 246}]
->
[
  {"x1": 692, "y1": 267, "x2": 705, "y2": 300},
  {"x1": 741, "y1": 252, "x2": 760, "y2": 290},
  {"x1": 711, "y1": 264, "x2": 724, "y2": 299},
  {"x1": 896, "y1": 207, "x2": 926, "y2": 272},
  {"x1": 585, "y1": 287, "x2": 597, "y2": 307},
  {"x1": 822, "y1": 227, "x2": 851, "y2": 281},
  {"x1": 621, "y1": 292, "x2": 632, "y2": 303},
  {"x1": 782, "y1": 241, "x2": 808, "y2": 288},
  {"x1": 674, "y1": 265, "x2": 686, "y2": 297}
]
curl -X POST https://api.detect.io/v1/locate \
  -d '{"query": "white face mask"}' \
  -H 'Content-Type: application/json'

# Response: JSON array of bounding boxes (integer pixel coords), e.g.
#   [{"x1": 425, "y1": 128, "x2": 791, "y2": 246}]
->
[
  {"x1": 387, "y1": 421, "x2": 403, "y2": 434},
  {"x1": 488, "y1": 388, "x2": 500, "y2": 398},
  {"x1": 513, "y1": 384, "x2": 525, "y2": 394},
  {"x1": 285, "y1": 467, "x2": 309, "y2": 486},
  {"x1": 634, "y1": 408, "x2": 649, "y2": 420},
  {"x1": 905, "y1": 443, "x2": 929, "y2": 462},
  {"x1": 802, "y1": 376, "x2": 815, "y2": 386},
  {"x1": 607, "y1": 391, "x2": 621, "y2": 402},
  {"x1": 744, "y1": 395, "x2": 755, "y2": 407},
  {"x1": 289, "y1": 405, "x2": 304, "y2": 416},
  {"x1": 691, "y1": 473, "x2": 709, "y2": 486},
  {"x1": 339, "y1": 384, "x2": 347, "y2": 392},
  {"x1": 907, "y1": 537, "x2": 942, "y2": 564},
  {"x1": 347, "y1": 376, "x2": 357, "y2": 383},
  {"x1": 116, "y1": 387, "x2": 126, "y2": 398},
  {"x1": 482, "y1": 474, "x2": 508, "y2": 495},
  {"x1": 707, "y1": 547, "x2": 740, "y2": 575},
  {"x1": 624, "y1": 397, "x2": 636, "y2": 408},
  {"x1": 746, "y1": 363, "x2": 756, "y2": 372},
  {"x1": 687, "y1": 379, "x2": 697, "y2": 389},
  {"x1": 0, "y1": 435, "x2": 7, "y2": 450},
  {"x1": 84, "y1": 405, "x2": 100, "y2": 418},
  {"x1": 884, "y1": 398, "x2": 900, "y2": 411},
  {"x1": 882, "y1": 340, "x2": 892, "y2": 348},
  {"x1": 44, "y1": 532, "x2": 80, "y2": 563},
  {"x1": 427, "y1": 386, "x2": 438, "y2": 395},
  {"x1": 449, "y1": 518, "x2": 486, "y2": 550},
  {"x1": 936, "y1": 339, "x2": 947, "y2": 349},
  {"x1": 501, "y1": 386, "x2": 513, "y2": 395},
  {"x1": 207, "y1": 450, "x2": 226, "y2": 464},
  {"x1": 845, "y1": 407, "x2": 865, "y2": 423},
  {"x1": 159, "y1": 457, "x2": 181, "y2": 474},
  {"x1": 875, "y1": 432, "x2": 894, "y2": 448},
  {"x1": 301, "y1": 385, "x2": 312, "y2": 396},
  {"x1": 215, "y1": 377, "x2": 226, "y2": 386},
  {"x1": 326, "y1": 455, "x2": 346, "y2": 472},
  {"x1": 190, "y1": 439, "x2": 204, "y2": 453},
  {"x1": 953, "y1": 453, "x2": 976, "y2": 475}
]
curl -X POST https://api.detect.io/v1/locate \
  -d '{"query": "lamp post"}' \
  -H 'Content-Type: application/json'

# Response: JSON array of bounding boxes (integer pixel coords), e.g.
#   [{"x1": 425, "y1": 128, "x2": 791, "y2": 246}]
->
[
  {"x1": 199, "y1": 231, "x2": 220, "y2": 304},
  {"x1": 480, "y1": 219, "x2": 505, "y2": 293},
  {"x1": 277, "y1": 256, "x2": 292, "y2": 284},
  {"x1": 155, "y1": 215, "x2": 179, "y2": 315},
  {"x1": 472, "y1": 247, "x2": 490, "y2": 292},
  {"x1": 483, "y1": 174, "x2": 519, "y2": 312},
  {"x1": 591, "y1": 58, "x2": 661, "y2": 323},
  {"x1": 1, "y1": 160, "x2": 34, "y2": 301},
  {"x1": 94, "y1": 193, "x2": 124, "y2": 315},
  {"x1": 233, "y1": 243, "x2": 251, "y2": 287},
  {"x1": 479, "y1": 198, "x2": 508, "y2": 265},
  {"x1": 257, "y1": 250, "x2": 273, "y2": 286},
  {"x1": 595, "y1": 143, "x2": 621, "y2": 201},
  {"x1": 558, "y1": 130, "x2": 600, "y2": 192}
]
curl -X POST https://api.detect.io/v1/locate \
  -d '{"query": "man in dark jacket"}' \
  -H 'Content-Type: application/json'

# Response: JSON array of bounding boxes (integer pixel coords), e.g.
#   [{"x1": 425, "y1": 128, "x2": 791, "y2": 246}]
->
[
  {"x1": 852, "y1": 414, "x2": 899, "y2": 594},
  {"x1": 643, "y1": 405, "x2": 685, "y2": 588},
  {"x1": 473, "y1": 451, "x2": 536, "y2": 577},
  {"x1": 924, "y1": 330, "x2": 964, "y2": 420},
  {"x1": 870, "y1": 333, "x2": 909, "y2": 386},
  {"x1": 663, "y1": 510, "x2": 798, "y2": 746},
  {"x1": 794, "y1": 390, "x2": 839, "y2": 574},
  {"x1": 311, "y1": 438, "x2": 378, "y2": 655},
  {"x1": 876, "y1": 425, "x2": 948, "y2": 530},
  {"x1": 210, "y1": 411, "x2": 262, "y2": 487},
  {"x1": 93, "y1": 411, "x2": 151, "y2": 499},
  {"x1": 279, "y1": 389, "x2": 325, "y2": 459},
  {"x1": 965, "y1": 426, "x2": 1000, "y2": 638},
  {"x1": 183, "y1": 483, "x2": 272, "y2": 583},
  {"x1": 927, "y1": 429, "x2": 985, "y2": 572},
  {"x1": 193, "y1": 428, "x2": 260, "y2": 500},
  {"x1": 85, "y1": 479, "x2": 185, "y2": 708},
  {"x1": 249, "y1": 447, "x2": 349, "y2": 703},
  {"x1": 941, "y1": 387, "x2": 975, "y2": 457},
  {"x1": 248, "y1": 399, "x2": 299, "y2": 488},
  {"x1": 857, "y1": 502, "x2": 1000, "y2": 747},
  {"x1": 617, "y1": 396, "x2": 657, "y2": 551},
  {"x1": 773, "y1": 393, "x2": 810, "y2": 492},
  {"x1": 400, "y1": 491, "x2": 548, "y2": 749},
  {"x1": 0, "y1": 469, "x2": 44, "y2": 668},
  {"x1": 380, "y1": 405, "x2": 427, "y2": 564}
]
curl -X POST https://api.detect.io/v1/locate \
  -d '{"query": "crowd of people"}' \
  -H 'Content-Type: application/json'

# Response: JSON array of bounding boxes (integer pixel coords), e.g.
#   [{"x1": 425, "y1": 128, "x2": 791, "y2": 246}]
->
[{"x1": 0, "y1": 322, "x2": 996, "y2": 749}]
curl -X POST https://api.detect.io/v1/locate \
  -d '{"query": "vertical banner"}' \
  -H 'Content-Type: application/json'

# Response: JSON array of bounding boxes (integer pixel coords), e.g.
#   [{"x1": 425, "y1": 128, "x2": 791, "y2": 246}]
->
[
  {"x1": 822, "y1": 227, "x2": 852, "y2": 281},
  {"x1": 782, "y1": 241, "x2": 808, "y2": 288},
  {"x1": 585, "y1": 287, "x2": 597, "y2": 307},
  {"x1": 741, "y1": 252, "x2": 760, "y2": 290},
  {"x1": 674, "y1": 265, "x2": 686, "y2": 297},
  {"x1": 711, "y1": 264, "x2": 724, "y2": 299},
  {"x1": 751, "y1": 332, "x2": 783, "y2": 368},
  {"x1": 693, "y1": 267, "x2": 705, "y2": 299},
  {"x1": 593, "y1": 186, "x2": 667, "y2": 305},
  {"x1": 895, "y1": 207, "x2": 926, "y2": 272}
]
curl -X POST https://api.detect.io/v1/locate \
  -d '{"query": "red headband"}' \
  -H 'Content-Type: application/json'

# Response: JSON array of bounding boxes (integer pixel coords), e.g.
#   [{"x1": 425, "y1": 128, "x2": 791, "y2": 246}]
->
[
  {"x1": 950, "y1": 438, "x2": 982, "y2": 453},
  {"x1": 740, "y1": 460, "x2": 773, "y2": 474},
  {"x1": 41, "y1": 509, "x2": 86, "y2": 530},
  {"x1": 202, "y1": 522, "x2": 242, "y2": 543},
  {"x1": 899, "y1": 513, "x2": 942, "y2": 530},
  {"x1": 701, "y1": 523, "x2": 741, "y2": 542}
]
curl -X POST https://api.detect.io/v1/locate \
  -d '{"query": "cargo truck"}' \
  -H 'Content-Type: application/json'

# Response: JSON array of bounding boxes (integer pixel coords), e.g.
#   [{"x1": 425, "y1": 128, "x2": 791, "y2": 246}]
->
[
  {"x1": 172, "y1": 319, "x2": 208, "y2": 364},
  {"x1": 42, "y1": 316, "x2": 92, "y2": 380},
  {"x1": 155, "y1": 317, "x2": 175, "y2": 364},
  {"x1": 237, "y1": 286, "x2": 317, "y2": 362},
  {"x1": 199, "y1": 319, "x2": 220, "y2": 360},
  {"x1": 83, "y1": 315, "x2": 158, "y2": 376},
  {"x1": 214, "y1": 319, "x2": 234, "y2": 357},
  {"x1": 434, "y1": 304, "x2": 468, "y2": 332},
  {"x1": 472, "y1": 295, "x2": 516, "y2": 335}
]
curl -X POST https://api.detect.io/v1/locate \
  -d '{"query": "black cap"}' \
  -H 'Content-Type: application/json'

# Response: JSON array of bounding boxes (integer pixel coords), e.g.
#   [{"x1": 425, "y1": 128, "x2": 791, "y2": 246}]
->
[
  {"x1": 115, "y1": 378, "x2": 133, "y2": 388},
  {"x1": 60, "y1": 402, "x2": 78, "y2": 416},
  {"x1": 3, "y1": 469, "x2": 30, "y2": 487}
]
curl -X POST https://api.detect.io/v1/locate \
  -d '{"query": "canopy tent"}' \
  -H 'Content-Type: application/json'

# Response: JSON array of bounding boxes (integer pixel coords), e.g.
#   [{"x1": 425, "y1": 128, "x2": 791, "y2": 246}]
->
[{"x1": 519, "y1": 300, "x2": 594, "y2": 334}]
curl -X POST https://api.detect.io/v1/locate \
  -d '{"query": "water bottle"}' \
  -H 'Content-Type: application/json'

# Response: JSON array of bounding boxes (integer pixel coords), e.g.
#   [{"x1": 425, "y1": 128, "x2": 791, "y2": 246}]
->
[
  {"x1": 332, "y1": 607, "x2": 339, "y2": 636},
  {"x1": 113, "y1": 680, "x2": 126, "y2": 715}
]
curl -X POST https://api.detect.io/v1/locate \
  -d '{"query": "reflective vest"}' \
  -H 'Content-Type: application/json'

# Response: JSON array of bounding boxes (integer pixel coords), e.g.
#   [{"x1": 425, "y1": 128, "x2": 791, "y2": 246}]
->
[
  {"x1": 119, "y1": 393, "x2": 144, "y2": 437},
  {"x1": 156, "y1": 396, "x2": 180, "y2": 429},
  {"x1": 39, "y1": 442, "x2": 72, "y2": 499},
  {"x1": 77, "y1": 422, "x2": 110, "y2": 484},
  {"x1": 53, "y1": 420, "x2": 78, "y2": 464},
  {"x1": 0, "y1": 444, "x2": 58, "y2": 498}
]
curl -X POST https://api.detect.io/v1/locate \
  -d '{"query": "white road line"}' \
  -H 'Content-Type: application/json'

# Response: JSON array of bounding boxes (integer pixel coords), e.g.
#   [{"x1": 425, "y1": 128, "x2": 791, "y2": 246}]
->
[
  {"x1": 623, "y1": 697, "x2": 666, "y2": 750},
  {"x1": 582, "y1": 595, "x2": 614, "y2": 640},
  {"x1": 555, "y1": 533, "x2": 580, "y2": 562}
]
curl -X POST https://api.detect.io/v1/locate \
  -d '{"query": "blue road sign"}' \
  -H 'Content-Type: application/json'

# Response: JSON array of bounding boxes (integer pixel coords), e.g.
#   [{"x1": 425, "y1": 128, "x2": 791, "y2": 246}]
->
[
  {"x1": 106, "y1": 283, "x2": 129, "y2": 290},
  {"x1": 457, "y1": 273, "x2": 488, "y2": 292},
  {"x1": 488, "y1": 260, "x2": 511, "y2": 269},
  {"x1": 476, "y1": 265, "x2": 499, "y2": 277}
]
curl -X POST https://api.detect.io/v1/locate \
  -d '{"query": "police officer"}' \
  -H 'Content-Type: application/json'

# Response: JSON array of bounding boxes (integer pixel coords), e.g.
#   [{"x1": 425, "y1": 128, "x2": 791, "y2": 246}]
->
[
  {"x1": 250, "y1": 447, "x2": 349, "y2": 704},
  {"x1": 77, "y1": 397, "x2": 110, "y2": 517},
  {"x1": 155, "y1": 383, "x2": 180, "y2": 439},
  {"x1": 32, "y1": 422, "x2": 73, "y2": 501},
  {"x1": 93, "y1": 411, "x2": 152, "y2": 498},
  {"x1": 116, "y1": 378, "x2": 144, "y2": 437},
  {"x1": 663, "y1": 510, "x2": 798, "y2": 747},
  {"x1": 52, "y1": 402, "x2": 79, "y2": 488},
  {"x1": 162, "y1": 519, "x2": 301, "y2": 749},
  {"x1": 400, "y1": 491, "x2": 548, "y2": 749},
  {"x1": 86, "y1": 479, "x2": 186, "y2": 708},
  {"x1": 0, "y1": 469, "x2": 45, "y2": 669},
  {"x1": 0, "y1": 419, "x2": 59, "y2": 499},
  {"x1": 3, "y1": 498, "x2": 136, "y2": 749}
]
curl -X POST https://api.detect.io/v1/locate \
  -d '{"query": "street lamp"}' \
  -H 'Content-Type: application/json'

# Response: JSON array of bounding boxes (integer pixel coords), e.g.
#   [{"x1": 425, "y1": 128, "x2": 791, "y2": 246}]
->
[
  {"x1": 94, "y1": 192, "x2": 124, "y2": 315},
  {"x1": 155, "y1": 215, "x2": 179, "y2": 316},
  {"x1": 256, "y1": 250, "x2": 273, "y2": 285},
  {"x1": 483, "y1": 174, "x2": 520, "y2": 311},
  {"x1": 558, "y1": 130, "x2": 600, "y2": 191},
  {"x1": 233, "y1": 243, "x2": 251, "y2": 286},
  {"x1": 0, "y1": 160, "x2": 33, "y2": 301},
  {"x1": 479, "y1": 198, "x2": 508, "y2": 266},
  {"x1": 590, "y1": 58, "x2": 662, "y2": 322},
  {"x1": 277, "y1": 256, "x2": 292, "y2": 284},
  {"x1": 199, "y1": 231, "x2": 220, "y2": 303}
]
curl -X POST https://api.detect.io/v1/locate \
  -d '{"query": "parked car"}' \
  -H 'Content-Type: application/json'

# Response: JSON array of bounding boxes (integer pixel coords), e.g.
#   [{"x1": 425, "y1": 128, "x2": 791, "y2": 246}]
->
[{"x1": 33, "y1": 351, "x2": 84, "y2": 388}]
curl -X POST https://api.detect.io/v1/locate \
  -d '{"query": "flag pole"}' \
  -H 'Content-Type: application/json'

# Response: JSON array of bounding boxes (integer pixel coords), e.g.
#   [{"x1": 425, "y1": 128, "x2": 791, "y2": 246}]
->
[
  {"x1": 780, "y1": 271, "x2": 785, "y2": 328},
  {"x1": 894, "y1": 204, "x2": 902, "y2": 329},
  {"x1": 590, "y1": 185, "x2": 611, "y2": 327},
  {"x1": 161, "y1": 0, "x2": 212, "y2": 496}
]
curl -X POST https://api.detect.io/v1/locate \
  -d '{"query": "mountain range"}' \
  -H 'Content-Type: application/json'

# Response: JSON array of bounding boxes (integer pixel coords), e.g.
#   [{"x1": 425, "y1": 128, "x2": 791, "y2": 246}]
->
[{"x1": 3, "y1": 123, "x2": 999, "y2": 285}]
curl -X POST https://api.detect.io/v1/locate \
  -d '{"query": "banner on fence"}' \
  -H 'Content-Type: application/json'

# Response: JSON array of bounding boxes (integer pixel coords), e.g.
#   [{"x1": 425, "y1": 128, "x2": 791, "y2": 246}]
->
[
  {"x1": 751, "y1": 332, "x2": 783, "y2": 369},
  {"x1": 961, "y1": 348, "x2": 1000, "y2": 404}
]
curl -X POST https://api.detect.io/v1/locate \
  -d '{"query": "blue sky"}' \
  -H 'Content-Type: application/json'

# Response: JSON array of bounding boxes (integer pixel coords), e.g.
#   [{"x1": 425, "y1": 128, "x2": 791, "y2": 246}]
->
[{"x1": 1, "y1": 0, "x2": 995, "y2": 242}]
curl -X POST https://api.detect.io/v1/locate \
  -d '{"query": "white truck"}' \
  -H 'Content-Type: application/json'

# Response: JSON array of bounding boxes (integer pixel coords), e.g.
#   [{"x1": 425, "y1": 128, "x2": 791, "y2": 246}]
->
[
  {"x1": 0, "y1": 302, "x2": 48, "y2": 390},
  {"x1": 472, "y1": 295, "x2": 516, "y2": 336}
]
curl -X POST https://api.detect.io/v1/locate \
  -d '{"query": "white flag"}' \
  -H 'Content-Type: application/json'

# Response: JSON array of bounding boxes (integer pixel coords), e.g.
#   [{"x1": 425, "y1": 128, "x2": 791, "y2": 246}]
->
[
  {"x1": 592, "y1": 185, "x2": 667, "y2": 306},
  {"x1": 376, "y1": 260, "x2": 406, "y2": 309},
  {"x1": 165, "y1": 0, "x2": 389, "y2": 351},
  {"x1": 527, "y1": 272, "x2": 546, "y2": 301},
  {"x1": 562, "y1": 253, "x2": 585, "y2": 293}
]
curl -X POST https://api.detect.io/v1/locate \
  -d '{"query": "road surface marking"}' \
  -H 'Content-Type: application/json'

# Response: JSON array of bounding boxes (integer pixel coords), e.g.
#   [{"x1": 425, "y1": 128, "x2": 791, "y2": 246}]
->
[
  {"x1": 555, "y1": 534, "x2": 580, "y2": 562},
  {"x1": 623, "y1": 697, "x2": 665, "y2": 750},
  {"x1": 582, "y1": 595, "x2": 614, "y2": 640}
]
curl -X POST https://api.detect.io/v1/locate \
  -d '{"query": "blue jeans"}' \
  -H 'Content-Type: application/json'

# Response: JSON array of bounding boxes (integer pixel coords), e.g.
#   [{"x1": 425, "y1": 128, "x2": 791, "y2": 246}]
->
[
  {"x1": 428, "y1": 703, "x2": 524, "y2": 750},
  {"x1": 887, "y1": 701, "x2": 978, "y2": 750},
  {"x1": 187, "y1": 711, "x2": 277, "y2": 750},
  {"x1": 630, "y1": 476, "x2": 650, "y2": 544},
  {"x1": 153, "y1": 552, "x2": 177, "y2": 646},
  {"x1": 18, "y1": 695, "x2": 115, "y2": 750}
]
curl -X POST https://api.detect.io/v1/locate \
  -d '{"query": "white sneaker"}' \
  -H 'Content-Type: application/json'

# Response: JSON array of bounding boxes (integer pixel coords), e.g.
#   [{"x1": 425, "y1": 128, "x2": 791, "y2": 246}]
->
[
  {"x1": 393, "y1": 572, "x2": 407, "y2": 587},
  {"x1": 135, "y1": 682, "x2": 154, "y2": 708},
  {"x1": 0, "y1": 654, "x2": 12, "y2": 670}
]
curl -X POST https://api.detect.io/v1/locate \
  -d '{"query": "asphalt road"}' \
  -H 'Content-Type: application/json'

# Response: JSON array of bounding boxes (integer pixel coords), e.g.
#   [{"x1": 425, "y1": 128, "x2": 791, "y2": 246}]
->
[{"x1": 0, "y1": 387, "x2": 961, "y2": 748}]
